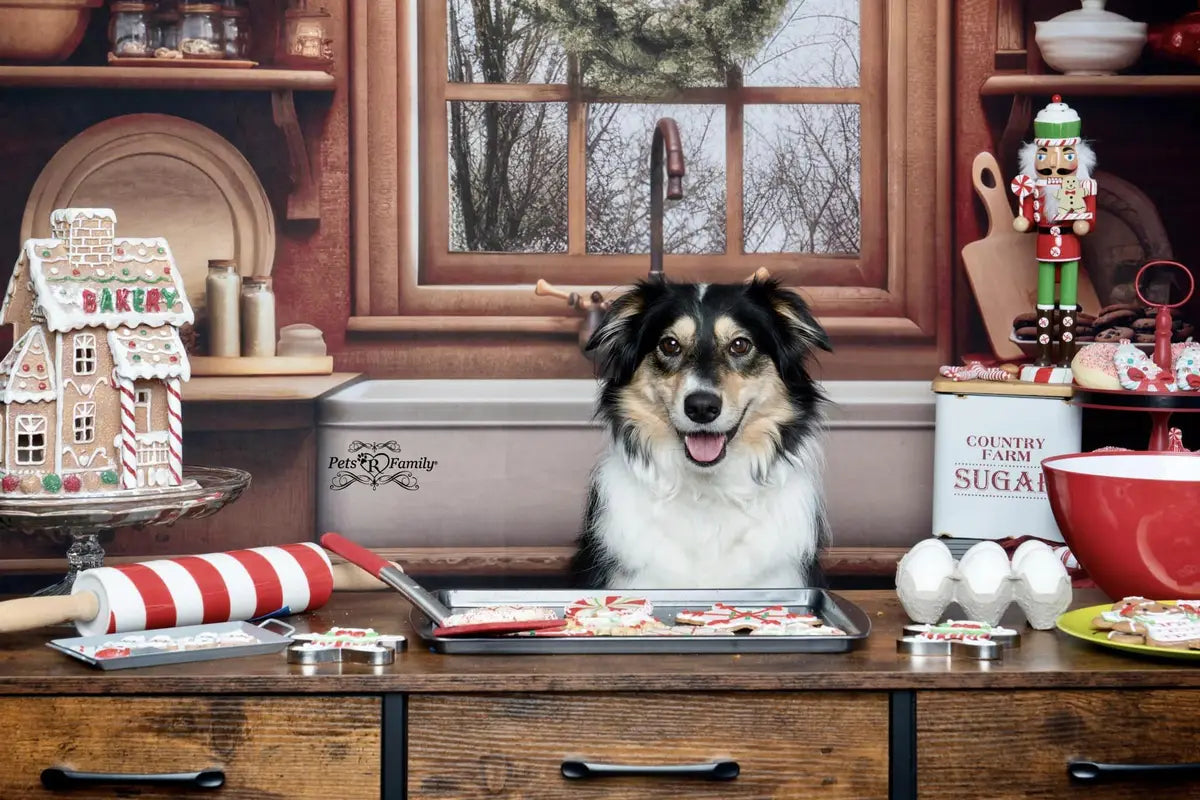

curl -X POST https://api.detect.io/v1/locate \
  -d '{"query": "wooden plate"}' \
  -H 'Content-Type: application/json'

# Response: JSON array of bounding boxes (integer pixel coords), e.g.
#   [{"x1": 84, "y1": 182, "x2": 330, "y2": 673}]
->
[
  {"x1": 1056, "y1": 603, "x2": 1200, "y2": 661},
  {"x1": 20, "y1": 113, "x2": 275, "y2": 325}
]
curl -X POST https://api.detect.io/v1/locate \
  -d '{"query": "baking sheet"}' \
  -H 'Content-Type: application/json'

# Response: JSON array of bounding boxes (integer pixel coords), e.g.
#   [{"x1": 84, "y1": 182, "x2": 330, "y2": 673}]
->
[
  {"x1": 47, "y1": 621, "x2": 293, "y2": 670},
  {"x1": 415, "y1": 589, "x2": 871, "y2": 654}
]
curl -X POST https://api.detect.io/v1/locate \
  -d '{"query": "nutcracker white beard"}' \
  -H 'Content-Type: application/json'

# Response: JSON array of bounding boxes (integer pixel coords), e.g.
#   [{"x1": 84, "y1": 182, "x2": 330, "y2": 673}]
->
[
  {"x1": 569, "y1": 276, "x2": 834, "y2": 590},
  {"x1": 1018, "y1": 139, "x2": 1096, "y2": 221}
]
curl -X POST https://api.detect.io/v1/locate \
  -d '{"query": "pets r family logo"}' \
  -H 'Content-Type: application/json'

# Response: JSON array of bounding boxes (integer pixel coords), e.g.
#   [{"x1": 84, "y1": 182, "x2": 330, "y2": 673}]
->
[{"x1": 328, "y1": 440, "x2": 439, "y2": 491}]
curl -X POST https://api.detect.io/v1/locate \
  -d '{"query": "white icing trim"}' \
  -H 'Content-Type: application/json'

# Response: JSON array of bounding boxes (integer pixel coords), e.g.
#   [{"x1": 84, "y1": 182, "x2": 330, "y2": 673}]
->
[
  {"x1": 62, "y1": 376, "x2": 112, "y2": 398},
  {"x1": 0, "y1": 326, "x2": 56, "y2": 403},
  {"x1": 134, "y1": 431, "x2": 169, "y2": 444},
  {"x1": 108, "y1": 327, "x2": 191, "y2": 381},
  {"x1": 50, "y1": 208, "x2": 116, "y2": 225},
  {"x1": 24, "y1": 239, "x2": 194, "y2": 332},
  {"x1": 62, "y1": 445, "x2": 110, "y2": 469}
]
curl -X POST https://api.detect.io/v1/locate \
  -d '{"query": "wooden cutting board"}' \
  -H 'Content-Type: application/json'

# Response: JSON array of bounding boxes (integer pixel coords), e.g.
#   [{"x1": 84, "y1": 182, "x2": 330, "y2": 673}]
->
[{"x1": 961, "y1": 151, "x2": 1102, "y2": 361}]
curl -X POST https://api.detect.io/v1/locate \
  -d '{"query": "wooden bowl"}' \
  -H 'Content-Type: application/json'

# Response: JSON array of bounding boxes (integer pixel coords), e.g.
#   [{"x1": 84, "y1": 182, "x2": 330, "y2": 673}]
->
[{"x1": 0, "y1": 0, "x2": 103, "y2": 64}]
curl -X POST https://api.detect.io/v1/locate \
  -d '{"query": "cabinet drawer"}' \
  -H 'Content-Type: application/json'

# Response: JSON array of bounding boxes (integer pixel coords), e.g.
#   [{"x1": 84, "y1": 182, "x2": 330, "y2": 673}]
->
[
  {"x1": 407, "y1": 692, "x2": 888, "y2": 800},
  {"x1": 919, "y1": 690, "x2": 1200, "y2": 800},
  {"x1": 0, "y1": 696, "x2": 380, "y2": 799}
]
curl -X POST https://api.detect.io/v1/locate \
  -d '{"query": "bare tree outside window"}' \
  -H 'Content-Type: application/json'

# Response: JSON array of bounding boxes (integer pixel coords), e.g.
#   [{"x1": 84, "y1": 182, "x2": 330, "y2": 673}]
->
[{"x1": 439, "y1": 0, "x2": 866, "y2": 274}]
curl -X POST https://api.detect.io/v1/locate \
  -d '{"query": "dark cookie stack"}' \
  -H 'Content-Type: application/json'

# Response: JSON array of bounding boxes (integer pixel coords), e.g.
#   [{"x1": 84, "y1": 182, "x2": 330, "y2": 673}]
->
[{"x1": 1012, "y1": 304, "x2": 1195, "y2": 346}]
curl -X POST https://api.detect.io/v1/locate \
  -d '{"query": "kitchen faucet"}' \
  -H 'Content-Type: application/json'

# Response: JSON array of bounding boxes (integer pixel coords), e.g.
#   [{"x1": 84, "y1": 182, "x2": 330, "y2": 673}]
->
[
  {"x1": 649, "y1": 117, "x2": 685, "y2": 278},
  {"x1": 534, "y1": 117, "x2": 687, "y2": 357}
]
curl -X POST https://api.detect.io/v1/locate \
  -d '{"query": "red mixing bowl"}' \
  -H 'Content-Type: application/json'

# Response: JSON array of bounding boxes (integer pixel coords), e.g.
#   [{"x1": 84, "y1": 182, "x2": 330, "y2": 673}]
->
[{"x1": 1042, "y1": 452, "x2": 1200, "y2": 600}]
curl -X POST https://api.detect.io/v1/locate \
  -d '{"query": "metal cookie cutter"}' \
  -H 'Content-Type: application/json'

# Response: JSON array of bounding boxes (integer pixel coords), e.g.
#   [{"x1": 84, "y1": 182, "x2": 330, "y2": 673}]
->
[
  {"x1": 286, "y1": 627, "x2": 407, "y2": 666},
  {"x1": 897, "y1": 621, "x2": 1021, "y2": 662}
]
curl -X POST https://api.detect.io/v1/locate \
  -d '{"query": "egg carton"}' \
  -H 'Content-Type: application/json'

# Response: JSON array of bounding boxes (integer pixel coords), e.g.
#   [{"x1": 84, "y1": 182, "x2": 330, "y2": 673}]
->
[{"x1": 895, "y1": 538, "x2": 1073, "y2": 630}]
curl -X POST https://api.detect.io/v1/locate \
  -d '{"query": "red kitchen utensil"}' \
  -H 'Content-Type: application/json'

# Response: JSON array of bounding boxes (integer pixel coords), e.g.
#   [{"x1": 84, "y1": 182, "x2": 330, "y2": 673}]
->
[{"x1": 319, "y1": 533, "x2": 567, "y2": 637}]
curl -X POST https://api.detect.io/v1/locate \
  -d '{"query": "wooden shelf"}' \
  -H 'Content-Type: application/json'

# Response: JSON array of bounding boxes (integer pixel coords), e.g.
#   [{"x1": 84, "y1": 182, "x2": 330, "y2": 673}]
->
[
  {"x1": 0, "y1": 66, "x2": 335, "y2": 92},
  {"x1": 183, "y1": 372, "x2": 362, "y2": 402},
  {"x1": 982, "y1": 74, "x2": 1200, "y2": 97}
]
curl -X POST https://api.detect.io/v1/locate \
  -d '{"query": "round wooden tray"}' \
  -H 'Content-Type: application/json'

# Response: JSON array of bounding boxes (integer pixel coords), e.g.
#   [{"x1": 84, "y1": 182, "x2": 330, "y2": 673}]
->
[{"x1": 20, "y1": 113, "x2": 276, "y2": 322}]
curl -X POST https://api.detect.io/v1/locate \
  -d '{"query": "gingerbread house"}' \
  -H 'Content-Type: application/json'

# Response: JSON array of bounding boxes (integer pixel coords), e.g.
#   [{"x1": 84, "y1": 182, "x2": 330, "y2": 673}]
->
[{"x1": 0, "y1": 208, "x2": 194, "y2": 495}]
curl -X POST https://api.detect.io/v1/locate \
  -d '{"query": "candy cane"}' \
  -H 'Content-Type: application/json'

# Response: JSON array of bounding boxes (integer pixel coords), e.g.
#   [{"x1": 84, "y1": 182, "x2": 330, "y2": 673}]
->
[
  {"x1": 118, "y1": 376, "x2": 137, "y2": 489},
  {"x1": 939, "y1": 362, "x2": 1013, "y2": 382},
  {"x1": 166, "y1": 377, "x2": 183, "y2": 485}
]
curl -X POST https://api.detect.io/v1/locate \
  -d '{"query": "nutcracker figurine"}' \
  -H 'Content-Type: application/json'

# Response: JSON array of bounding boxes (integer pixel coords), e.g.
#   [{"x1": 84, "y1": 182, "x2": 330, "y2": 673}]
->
[{"x1": 1010, "y1": 94, "x2": 1097, "y2": 382}]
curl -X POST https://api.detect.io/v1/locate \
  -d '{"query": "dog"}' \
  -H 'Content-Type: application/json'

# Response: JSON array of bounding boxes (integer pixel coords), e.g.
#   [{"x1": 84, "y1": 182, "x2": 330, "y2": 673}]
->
[{"x1": 569, "y1": 275, "x2": 834, "y2": 590}]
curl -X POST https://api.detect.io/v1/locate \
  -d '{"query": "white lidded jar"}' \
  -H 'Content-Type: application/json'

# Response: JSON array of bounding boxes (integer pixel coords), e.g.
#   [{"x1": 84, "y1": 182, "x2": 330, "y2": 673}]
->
[
  {"x1": 205, "y1": 259, "x2": 241, "y2": 356},
  {"x1": 241, "y1": 276, "x2": 276, "y2": 357}
]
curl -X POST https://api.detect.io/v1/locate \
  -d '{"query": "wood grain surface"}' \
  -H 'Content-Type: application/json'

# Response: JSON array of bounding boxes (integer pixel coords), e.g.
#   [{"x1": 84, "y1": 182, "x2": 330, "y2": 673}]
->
[
  {"x1": 918, "y1": 689, "x2": 1200, "y2": 799},
  {"x1": 2, "y1": 591, "x2": 1200, "y2": 695},
  {"x1": 0, "y1": 695, "x2": 379, "y2": 799},
  {"x1": 407, "y1": 692, "x2": 888, "y2": 800}
]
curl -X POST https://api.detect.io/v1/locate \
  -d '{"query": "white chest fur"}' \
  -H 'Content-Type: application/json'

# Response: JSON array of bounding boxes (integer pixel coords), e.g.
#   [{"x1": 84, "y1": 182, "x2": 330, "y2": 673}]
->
[{"x1": 591, "y1": 442, "x2": 823, "y2": 589}]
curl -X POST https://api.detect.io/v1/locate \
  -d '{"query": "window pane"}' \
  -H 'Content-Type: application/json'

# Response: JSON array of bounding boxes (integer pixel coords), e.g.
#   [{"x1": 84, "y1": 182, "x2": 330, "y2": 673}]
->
[
  {"x1": 586, "y1": 104, "x2": 725, "y2": 254},
  {"x1": 743, "y1": 104, "x2": 861, "y2": 254},
  {"x1": 448, "y1": 101, "x2": 568, "y2": 253},
  {"x1": 447, "y1": 0, "x2": 567, "y2": 83},
  {"x1": 742, "y1": 0, "x2": 859, "y2": 88}
]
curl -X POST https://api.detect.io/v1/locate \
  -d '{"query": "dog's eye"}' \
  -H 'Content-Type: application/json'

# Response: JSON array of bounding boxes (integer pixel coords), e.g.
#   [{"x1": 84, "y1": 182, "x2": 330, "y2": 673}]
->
[
  {"x1": 658, "y1": 337, "x2": 681, "y2": 356},
  {"x1": 729, "y1": 337, "x2": 752, "y2": 356}
]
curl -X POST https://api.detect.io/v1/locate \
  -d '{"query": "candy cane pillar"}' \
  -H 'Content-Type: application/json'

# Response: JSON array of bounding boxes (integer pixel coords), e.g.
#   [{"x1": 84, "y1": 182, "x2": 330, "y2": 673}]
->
[
  {"x1": 118, "y1": 376, "x2": 138, "y2": 489},
  {"x1": 166, "y1": 377, "x2": 183, "y2": 485}
]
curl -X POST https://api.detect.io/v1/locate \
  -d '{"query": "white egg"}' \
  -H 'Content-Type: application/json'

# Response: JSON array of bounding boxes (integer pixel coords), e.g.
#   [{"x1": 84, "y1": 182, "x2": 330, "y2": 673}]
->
[
  {"x1": 1011, "y1": 539, "x2": 1053, "y2": 574},
  {"x1": 896, "y1": 538, "x2": 955, "y2": 592},
  {"x1": 1012, "y1": 547, "x2": 1068, "y2": 594},
  {"x1": 957, "y1": 541, "x2": 1012, "y2": 596}
]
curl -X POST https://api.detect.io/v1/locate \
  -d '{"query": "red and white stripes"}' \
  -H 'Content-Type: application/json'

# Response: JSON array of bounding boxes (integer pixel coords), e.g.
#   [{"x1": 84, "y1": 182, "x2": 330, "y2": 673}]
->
[
  {"x1": 71, "y1": 542, "x2": 335, "y2": 637},
  {"x1": 166, "y1": 377, "x2": 182, "y2": 485},
  {"x1": 117, "y1": 376, "x2": 137, "y2": 489}
]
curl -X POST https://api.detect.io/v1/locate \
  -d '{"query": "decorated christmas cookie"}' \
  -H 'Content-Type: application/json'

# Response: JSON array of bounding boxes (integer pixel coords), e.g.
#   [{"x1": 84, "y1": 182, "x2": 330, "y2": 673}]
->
[
  {"x1": 441, "y1": 605, "x2": 559, "y2": 628},
  {"x1": 675, "y1": 603, "x2": 823, "y2": 632},
  {"x1": 565, "y1": 595, "x2": 657, "y2": 627}
]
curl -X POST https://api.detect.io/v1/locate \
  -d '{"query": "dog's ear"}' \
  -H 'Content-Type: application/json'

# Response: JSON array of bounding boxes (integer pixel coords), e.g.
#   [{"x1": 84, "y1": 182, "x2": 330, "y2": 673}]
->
[
  {"x1": 585, "y1": 281, "x2": 656, "y2": 384},
  {"x1": 751, "y1": 278, "x2": 832, "y2": 361}
]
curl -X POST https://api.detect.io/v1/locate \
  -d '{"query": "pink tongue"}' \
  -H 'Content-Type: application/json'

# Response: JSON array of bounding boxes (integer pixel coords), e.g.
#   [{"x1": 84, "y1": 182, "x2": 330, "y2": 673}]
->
[{"x1": 685, "y1": 433, "x2": 727, "y2": 462}]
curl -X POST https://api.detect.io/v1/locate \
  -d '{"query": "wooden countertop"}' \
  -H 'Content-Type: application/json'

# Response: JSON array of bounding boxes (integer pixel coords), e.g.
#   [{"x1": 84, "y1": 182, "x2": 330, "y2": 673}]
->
[
  {"x1": 1, "y1": 590, "x2": 1197, "y2": 695},
  {"x1": 183, "y1": 373, "x2": 363, "y2": 402}
]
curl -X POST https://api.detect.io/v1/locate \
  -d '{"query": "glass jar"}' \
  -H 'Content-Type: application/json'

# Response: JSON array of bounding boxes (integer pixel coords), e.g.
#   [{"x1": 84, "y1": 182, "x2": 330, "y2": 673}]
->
[
  {"x1": 205, "y1": 260, "x2": 241, "y2": 357},
  {"x1": 179, "y1": 3, "x2": 224, "y2": 59},
  {"x1": 151, "y1": 4, "x2": 181, "y2": 57},
  {"x1": 240, "y1": 277, "x2": 276, "y2": 357},
  {"x1": 221, "y1": 6, "x2": 250, "y2": 60},
  {"x1": 108, "y1": 2, "x2": 154, "y2": 58},
  {"x1": 279, "y1": 2, "x2": 333, "y2": 68}
]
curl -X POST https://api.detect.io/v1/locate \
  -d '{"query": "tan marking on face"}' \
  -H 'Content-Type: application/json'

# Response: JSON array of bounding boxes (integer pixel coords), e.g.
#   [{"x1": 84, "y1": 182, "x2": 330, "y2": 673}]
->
[
  {"x1": 619, "y1": 361, "x2": 679, "y2": 451},
  {"x1": 664, "y1": 315, "x2": 697, "y2": 349},
  {"x1": 719, "y1": 367, "x2": 796, "y2": 461}
]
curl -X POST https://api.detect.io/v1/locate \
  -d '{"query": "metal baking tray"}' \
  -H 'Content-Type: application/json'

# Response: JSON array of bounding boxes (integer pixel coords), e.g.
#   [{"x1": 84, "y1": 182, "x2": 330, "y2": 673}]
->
[
  {"x1": 414, "y1": 589, "x2": 871, "y2": 654},
  {"x1": 47, "y1": 620, "x2": 294, "y2": 670}
]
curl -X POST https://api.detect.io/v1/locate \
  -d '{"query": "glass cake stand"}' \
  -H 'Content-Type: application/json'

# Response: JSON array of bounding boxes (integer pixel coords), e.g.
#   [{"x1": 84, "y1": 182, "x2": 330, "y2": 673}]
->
[{"x1": 0, "y1": 465, "x2": 251, "y2": 596}]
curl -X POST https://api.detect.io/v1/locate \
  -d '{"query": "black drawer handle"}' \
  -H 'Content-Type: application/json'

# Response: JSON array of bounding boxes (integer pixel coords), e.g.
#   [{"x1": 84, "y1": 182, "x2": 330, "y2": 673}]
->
[
  {"x1": 41, "y1": 767, "x2": 225, "y2": 790},
  {"x1": 1069, "y1": 760, "x2": 1200, "y2": 783},
  {"x1": 561, "y1": 760, "x2": 739, "y2": 780}
]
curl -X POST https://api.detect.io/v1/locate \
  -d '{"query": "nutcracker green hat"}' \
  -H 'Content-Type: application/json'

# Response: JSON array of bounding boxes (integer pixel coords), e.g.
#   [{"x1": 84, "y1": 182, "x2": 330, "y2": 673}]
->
[{"x1": 1033, "y1": 94, "x2": 1081, "y2": 143}]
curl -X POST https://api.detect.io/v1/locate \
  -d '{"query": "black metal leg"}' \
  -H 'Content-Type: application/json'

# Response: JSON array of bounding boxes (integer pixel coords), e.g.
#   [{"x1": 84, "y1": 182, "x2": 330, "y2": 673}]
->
[
  {"x1": 383, "y1": 694, "x2": 407, "y2": 800},
  {"x1": 890, "y1": 690, "x2": 917, "y2": 800}
]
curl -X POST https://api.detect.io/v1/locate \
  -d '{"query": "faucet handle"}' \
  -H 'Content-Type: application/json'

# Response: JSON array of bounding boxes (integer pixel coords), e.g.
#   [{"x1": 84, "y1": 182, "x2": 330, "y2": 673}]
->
[
  {"x1": 535, "y1": 278, "x2": 573, "y2": 302},
  {"x1": 747, "y1": 267, "x2": 771, "y2": 283}
]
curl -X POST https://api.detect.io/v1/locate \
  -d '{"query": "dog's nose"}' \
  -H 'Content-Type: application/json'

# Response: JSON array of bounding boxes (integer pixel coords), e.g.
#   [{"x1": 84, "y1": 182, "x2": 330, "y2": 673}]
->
[{"x1": 684, "y1": 391, "x2": 722, "y2": 424}]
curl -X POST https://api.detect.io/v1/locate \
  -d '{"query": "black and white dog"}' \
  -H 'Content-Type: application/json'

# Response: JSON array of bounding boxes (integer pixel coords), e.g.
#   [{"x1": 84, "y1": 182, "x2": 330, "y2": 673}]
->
[{"x1": 570, "y1": 275, "x2": 834, "y2": 589}]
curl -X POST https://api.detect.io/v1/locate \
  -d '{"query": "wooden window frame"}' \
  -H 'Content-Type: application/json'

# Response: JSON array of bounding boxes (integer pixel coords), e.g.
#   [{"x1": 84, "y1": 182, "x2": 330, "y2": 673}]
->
[
  {"x1": 73, "y1": 333, "x2": 96, "y2": 376},
  {"x1": 347, "y1": 0, "x2": 952, "y2": 377},
  {"x1": 15, "y1": 415, "x2": 46, "y2": 466},
  {"x1": 72, "y1": 401, "x2": 95, "y2": 445}
]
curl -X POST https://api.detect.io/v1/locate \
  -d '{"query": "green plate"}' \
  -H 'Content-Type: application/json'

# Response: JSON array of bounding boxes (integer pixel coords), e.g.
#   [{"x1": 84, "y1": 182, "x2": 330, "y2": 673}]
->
[{"x1": 1056, "y1": 603, "x2": 1200, "y2": 661}]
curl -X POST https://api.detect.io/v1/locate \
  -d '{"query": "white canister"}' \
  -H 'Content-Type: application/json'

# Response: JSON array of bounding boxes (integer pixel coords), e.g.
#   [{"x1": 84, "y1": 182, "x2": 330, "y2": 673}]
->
[
  {"x1": 240, "y1": 276, "x2": 276, "y2": 357},
  {"x1": 205, "y1": 259, "x2": 240, "y2": 356}
]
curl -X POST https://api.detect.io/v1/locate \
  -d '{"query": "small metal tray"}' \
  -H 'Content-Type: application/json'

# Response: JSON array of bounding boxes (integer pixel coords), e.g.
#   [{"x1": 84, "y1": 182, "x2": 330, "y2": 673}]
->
[
  {"x1": 414, "y1": 589, "x2": 871, "y2": 654},
  {"x1": 47, "y1": 620, "x2": 294, "y2": 670}
]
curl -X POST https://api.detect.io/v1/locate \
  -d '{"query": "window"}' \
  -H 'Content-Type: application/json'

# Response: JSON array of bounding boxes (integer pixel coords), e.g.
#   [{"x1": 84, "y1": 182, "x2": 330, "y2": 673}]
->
[
  {"x1": 135, "y1": 389, "x2": 151, "y2": 407},
  {"x1": 137, "y1": 440, "x2": 169, "y2": 467},
  {"x1": 73, "y1": 334, "x2": 96, "y2": 375},
  {"x1": 72, "y1": 402, "x2": 95, "y2": 444},
  {"x1": 348, "y1": 0, "x2": 950, "y2": 377},
  {"x1": 15, "y1": 415, "x2": 46, "y2": 465}
]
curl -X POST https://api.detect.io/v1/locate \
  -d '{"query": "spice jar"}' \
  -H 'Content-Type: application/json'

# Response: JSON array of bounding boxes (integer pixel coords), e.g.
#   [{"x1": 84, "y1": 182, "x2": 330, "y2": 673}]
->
[
  {"x1": 221, "y1": 5, "x2": 251, "y2": 60},
  {"x1": 109, "y1": 2, "x2": 154, "y2": 58},
  {"x1": 206, "y1": 260, "x2": 241, "y2": 357},
  {"x1": 151, "y1": 1, "x2": 182, "y2": 58},
  {"x1": 279, "y1": 0, "x2": 333, "y2": 68},
  {"x1": 179, "y1": 3, "x2": 224, "y2": 59},
  {"x1": 240, "y1": 277, "x2": 276, "y2": 357}
]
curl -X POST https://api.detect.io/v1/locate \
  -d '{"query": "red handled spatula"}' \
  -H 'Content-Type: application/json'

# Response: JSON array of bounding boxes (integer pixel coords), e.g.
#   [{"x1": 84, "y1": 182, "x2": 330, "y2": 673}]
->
[{"x1": 319, "y1": 533, "x2": 567, "y2": 637}]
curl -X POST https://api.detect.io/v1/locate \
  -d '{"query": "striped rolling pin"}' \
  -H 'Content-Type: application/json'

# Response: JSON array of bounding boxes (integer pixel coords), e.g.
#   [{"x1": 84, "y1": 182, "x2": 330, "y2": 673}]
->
[{"x1": 0, "y1": 542, "x2": 390, "y2": 636}]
